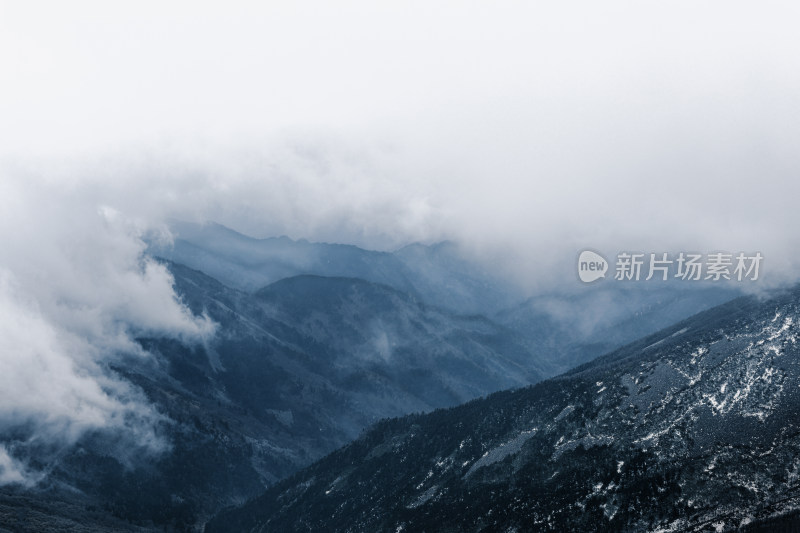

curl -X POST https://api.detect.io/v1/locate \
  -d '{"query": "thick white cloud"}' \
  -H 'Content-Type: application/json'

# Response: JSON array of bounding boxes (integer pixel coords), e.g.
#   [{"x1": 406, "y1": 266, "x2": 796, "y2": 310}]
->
[
  {"x1": 0, "y1": 446, "x2": 32, "y2": 486},
  {"x1": 0, "y1": 177, "x2": 214, "y2": 484}
]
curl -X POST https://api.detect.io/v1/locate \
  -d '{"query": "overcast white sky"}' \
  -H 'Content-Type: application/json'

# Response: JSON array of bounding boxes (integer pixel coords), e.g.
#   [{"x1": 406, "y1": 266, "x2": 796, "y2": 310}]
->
[
  {"x1": 1, "y1": 0, "x2": 800, "y2": 482},
  {"x1": 2, "y1": 1, "x2": 800, "y2": 280},
  {"x1": 4, "y1": 4, "x2": 800, "y2": 243}
]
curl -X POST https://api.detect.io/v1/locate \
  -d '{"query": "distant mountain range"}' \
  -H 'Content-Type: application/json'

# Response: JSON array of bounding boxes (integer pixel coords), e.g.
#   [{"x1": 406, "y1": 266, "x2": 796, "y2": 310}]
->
[
  {"x1": 208, "y1": 286, "x2": 800, "y2": 532},
  {"x1": 497, "y1": 283, "x2": 738, "y2": 374},
  {"x1": 0, "y1": 223, "x2": 760, "y2": 531},
  {"x1": 153, "y1": 221, "x2": 741, "y2": 372},
  {"x1": 0, "y1": 261, "x2": 546, "y2": 531},
  {"x1": 149, "y1": 220, "x2": 521, "y2": 315}
]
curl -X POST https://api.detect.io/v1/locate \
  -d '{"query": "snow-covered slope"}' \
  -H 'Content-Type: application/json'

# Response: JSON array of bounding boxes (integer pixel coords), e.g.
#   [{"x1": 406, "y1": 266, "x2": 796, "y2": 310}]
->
[{"x1": 208, "y1": 286, "x2": 800, "y2": 532}]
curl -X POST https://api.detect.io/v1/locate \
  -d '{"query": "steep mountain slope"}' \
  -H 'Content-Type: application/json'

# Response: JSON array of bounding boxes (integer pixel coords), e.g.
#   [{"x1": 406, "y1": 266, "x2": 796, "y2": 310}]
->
[
  {"x1": 0, "y1": 262, "x2": 545, "y2": 531},
  {"x1": 171, "y1": 265, "x2": 545, "y2": 431},
  {"x1": 208, "y1": 286, "x2": 800, "y2": 532},
  {"x1": 254, "y1": 275, "x2": 550, "y2": 403}
]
